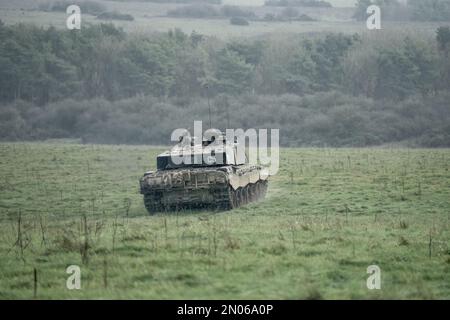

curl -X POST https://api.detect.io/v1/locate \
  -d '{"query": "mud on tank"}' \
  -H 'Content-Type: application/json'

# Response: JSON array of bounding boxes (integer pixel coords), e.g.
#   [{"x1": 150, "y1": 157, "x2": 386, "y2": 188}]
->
[{"x1": 139, "y1": 132, "x2": 269, "y2": 214}]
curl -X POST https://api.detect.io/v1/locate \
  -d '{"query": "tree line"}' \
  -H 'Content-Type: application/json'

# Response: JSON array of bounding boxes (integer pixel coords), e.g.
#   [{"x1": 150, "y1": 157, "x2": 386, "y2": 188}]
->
[{"x1": 0, "y1": 21, "x2": 449, "y2": 146}]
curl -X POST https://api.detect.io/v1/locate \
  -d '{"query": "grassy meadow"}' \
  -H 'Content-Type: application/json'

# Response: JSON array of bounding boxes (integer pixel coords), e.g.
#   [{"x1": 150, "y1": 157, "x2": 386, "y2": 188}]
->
[
  {"x1": 0, "y1": 0, "x2": 442, "y2": 38},
  {"x1": 0, "y1": 142, "x2": 449, "y2": 299}
]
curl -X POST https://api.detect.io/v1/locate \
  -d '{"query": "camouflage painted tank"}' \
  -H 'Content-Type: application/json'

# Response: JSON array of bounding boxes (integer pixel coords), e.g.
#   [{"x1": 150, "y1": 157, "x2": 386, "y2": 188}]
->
[{"x1": 139, "y1": 133, "x2": 269, "y2": 214}]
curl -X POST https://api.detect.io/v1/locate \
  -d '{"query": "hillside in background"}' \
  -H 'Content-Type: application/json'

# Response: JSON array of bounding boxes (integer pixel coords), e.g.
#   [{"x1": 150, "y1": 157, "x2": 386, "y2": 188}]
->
[
  {"x1": 0, "y1": 21, "x2": 449, "y2": 147},
  {"x1": 0, "y1": 0, "x2": 449, "y2": 147}
]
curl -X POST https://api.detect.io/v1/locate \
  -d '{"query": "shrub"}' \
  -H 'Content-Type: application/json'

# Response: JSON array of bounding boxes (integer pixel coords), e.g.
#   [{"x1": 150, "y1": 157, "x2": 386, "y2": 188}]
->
[
  {"x1": 298, "y1": 14, "x2": 315, "y2": 21},
  {"x1": 230, "y1": 17, "x2": 250, "y2": 26},
  {"x1": 0, "y1": 107, "x2": 27, "y2": 141},
  {"x1": 97, "y1": 11, "x2": 134, "y2": 21},
  {"x1": 39, "y1": 1, "x2": 107, "y2": 15},
  {"x1": 167, "y1": 5, "x2": 220, "y2": 18},
  {"x1": 264, "y1": 13, "x2": 276, "y2": 21}
]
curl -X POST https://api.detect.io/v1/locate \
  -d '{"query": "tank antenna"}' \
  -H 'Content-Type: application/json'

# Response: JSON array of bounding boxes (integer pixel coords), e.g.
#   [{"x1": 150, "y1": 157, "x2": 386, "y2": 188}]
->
[
  {"x1": 225, "y1": 96, "x2": 230, "y2": 130},
  {"x1": 206, "y1": 84, "x2": 212, "y2": 129}
]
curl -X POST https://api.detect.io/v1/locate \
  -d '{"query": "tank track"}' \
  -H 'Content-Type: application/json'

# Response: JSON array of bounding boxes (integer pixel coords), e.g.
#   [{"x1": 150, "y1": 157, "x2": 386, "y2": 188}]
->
[
  {"x1": 227, "y1": 179, "x2": 268, "y2": 210},
  {"x1": 143, "y1": 180, "x2": 268, "y2": 214}
]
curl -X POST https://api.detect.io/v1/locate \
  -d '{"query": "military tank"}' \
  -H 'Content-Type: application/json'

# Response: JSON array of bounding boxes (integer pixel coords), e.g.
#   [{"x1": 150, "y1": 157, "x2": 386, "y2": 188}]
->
[{"x1": 139, "y1": 133, "x2": 269, "y2": 214}]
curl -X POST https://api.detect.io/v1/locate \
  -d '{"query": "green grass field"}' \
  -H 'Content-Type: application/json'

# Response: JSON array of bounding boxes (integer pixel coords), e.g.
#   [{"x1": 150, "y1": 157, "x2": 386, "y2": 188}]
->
[{"x1": 0, "y1": 142, "x2": 449, "y2": 299}]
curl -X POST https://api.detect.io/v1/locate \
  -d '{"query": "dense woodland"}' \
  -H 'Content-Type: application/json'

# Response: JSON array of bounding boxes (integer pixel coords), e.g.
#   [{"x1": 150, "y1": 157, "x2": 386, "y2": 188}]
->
[{"x1": 0, "y1": 18, "x2": 449, "y2": 146}]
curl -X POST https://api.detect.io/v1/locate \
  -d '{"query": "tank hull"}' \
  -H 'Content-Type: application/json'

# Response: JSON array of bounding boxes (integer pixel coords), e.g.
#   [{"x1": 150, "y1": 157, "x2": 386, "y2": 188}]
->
[{"x1": 140, "y1": 166, "x2": 268, "y2": 214}]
